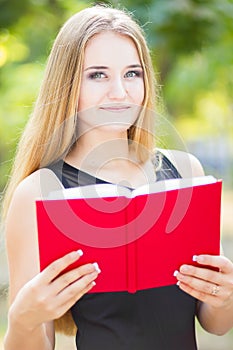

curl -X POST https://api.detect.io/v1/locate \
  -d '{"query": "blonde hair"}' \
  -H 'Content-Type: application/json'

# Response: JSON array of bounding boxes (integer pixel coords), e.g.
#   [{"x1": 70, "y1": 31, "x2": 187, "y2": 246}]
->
[{"x1": 3, "y1": 4, "x2": 157, "y2": 335}]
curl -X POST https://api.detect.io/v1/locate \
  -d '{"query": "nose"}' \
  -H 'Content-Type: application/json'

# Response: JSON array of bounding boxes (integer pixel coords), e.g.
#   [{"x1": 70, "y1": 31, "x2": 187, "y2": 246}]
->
[{"x1": 107, "y1": 77, "x2": 127, "y2": 100}]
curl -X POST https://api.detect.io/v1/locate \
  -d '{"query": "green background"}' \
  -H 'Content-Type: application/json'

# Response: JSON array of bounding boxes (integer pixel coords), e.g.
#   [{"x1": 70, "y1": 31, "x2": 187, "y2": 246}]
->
[{"x1": 0, "y1": 1, "x2": 233, "y2": 349}]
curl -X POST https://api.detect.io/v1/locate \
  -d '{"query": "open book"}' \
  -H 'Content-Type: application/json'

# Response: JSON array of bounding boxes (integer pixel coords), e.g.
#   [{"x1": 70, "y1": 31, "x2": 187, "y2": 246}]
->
[{"x1": 36, "y1": 175, "x2": 222, "y2": 293}]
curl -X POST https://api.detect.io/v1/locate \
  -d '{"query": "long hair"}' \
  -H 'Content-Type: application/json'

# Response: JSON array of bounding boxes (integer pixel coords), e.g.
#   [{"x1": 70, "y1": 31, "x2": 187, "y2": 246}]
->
[
  {"x1": 3, "y1": 5, "x2": 157, "y2": 217},
  {"x1": 2, "y1": 5, "x2": 157, "y2": 335}
]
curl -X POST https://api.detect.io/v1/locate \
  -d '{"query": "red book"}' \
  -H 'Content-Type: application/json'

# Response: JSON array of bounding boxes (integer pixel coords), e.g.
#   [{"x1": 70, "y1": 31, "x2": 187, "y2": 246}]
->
[{"x1": 36, "y1": 176, "x2": 222, "y2": 293}]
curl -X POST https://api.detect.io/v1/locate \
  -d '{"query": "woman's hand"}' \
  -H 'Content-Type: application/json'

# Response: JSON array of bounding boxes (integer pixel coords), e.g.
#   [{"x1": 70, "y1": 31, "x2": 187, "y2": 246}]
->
[
  {"x1": 9, "y1": 250, "x2": 100, "y2": 332},
  {"x1": 174, "y1": 254, "x2": 233, "y2": 309}
]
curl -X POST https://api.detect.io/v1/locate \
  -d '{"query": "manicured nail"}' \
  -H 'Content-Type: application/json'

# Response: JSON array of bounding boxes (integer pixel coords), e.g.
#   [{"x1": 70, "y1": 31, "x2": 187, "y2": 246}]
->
[
  {"x1": 180, "y1": 265, "x2": 189, "y2": 272},
  {"x1": 177, "y1": 281, "x2": 180, "y2": 286},
  {"x1": 197, "y1": 256, "x2": 204, "y2": 263},
  {"x1": 92, "y1": 281, "x2": 96, "y2": 286},
  {"x1": 77, "y1": 249, "x2": 84, "y2": 256},
  {"x1": 173, "y1": 270, "x2": 179, "y2": 277},
  {"x1": 192, "y1": 255, "x2": 198, "y2": 262},
  {"x1": 93, "y1": 262, "x2": 101, "y2": 273}
]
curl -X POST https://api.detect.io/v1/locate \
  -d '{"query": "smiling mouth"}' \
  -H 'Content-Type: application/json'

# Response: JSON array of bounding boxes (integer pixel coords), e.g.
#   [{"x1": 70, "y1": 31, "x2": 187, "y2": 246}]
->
[{"x1": 100, "y1": 106, "x2": 131, "y2": 112}]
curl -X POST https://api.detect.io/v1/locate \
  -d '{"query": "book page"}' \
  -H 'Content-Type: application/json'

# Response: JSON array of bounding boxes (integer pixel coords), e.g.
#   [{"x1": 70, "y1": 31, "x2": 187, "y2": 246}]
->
[
  {"x1": 131, "y1": 175, "x2": 217, "y2": 198},
  {"x1": 45, "y1": 175, "x2": 217, "y2": 200},
  {"x1": 46, "y1": 183, "x2": 132, "y2": 200}
]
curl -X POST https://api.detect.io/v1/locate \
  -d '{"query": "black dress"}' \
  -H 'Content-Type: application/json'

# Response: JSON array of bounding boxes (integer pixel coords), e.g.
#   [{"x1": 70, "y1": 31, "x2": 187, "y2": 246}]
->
[{"x1": 48, "y1": 152, "x2": 198, "y2": 350}]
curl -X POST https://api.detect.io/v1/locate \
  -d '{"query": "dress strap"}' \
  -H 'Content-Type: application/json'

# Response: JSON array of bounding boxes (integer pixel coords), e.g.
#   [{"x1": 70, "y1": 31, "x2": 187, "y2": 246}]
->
[{"x1": 151, "y1": 150, "x2": 182, "y2": 181}]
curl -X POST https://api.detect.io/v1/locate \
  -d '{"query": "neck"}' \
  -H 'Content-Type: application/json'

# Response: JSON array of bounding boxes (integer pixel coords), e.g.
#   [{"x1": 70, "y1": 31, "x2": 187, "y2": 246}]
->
[{"x1": 66, "y1": 129, "x2": 135, "y2": 172}]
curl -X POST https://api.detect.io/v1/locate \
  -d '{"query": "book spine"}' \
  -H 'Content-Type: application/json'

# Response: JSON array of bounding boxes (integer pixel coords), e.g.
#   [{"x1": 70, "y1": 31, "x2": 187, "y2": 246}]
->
[
  {"x1": 126, "y1": 240, "x2": 137, "y2": 293},
  {"x1": 125, "y1": 198, "x2": 137, "y2": 293}
]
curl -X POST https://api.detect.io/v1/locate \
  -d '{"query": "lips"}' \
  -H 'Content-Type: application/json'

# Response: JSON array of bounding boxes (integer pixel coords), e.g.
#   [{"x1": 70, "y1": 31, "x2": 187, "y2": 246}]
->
[{"x1": 100, "y1": 105, "x2": 131, "y2": 112}]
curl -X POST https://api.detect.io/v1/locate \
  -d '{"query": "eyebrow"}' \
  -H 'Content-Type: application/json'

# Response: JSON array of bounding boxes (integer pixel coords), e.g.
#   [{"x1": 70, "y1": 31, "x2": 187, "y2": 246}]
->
[{"x1": 84, "y1": 64, "x2": 143, "y2": 71}]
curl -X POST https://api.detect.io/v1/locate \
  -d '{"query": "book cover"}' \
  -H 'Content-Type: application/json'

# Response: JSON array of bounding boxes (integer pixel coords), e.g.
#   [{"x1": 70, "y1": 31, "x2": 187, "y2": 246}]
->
[{"x1": 36, "y1": 177, "x2": 222, "y2": 293}]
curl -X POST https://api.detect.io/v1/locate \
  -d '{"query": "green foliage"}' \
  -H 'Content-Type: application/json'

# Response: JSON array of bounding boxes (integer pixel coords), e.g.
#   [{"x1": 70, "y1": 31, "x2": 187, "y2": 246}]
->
[
  {"x1": 0, "y1": 0, "x2": 233, "y2": 191},
  {"x1": 0, "y1": 0, "x2": 90, "y2": 191}
]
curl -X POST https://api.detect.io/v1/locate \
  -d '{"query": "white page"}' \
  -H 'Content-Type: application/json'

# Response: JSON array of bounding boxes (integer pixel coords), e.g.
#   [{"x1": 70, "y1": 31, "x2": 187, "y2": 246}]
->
[
  {"x1": 46, "y1": 183, "x2": 131, "y2": 200},
  {"x1": 131, "y1": 175, "x2": 217, "y2": 197},
  {"x1": 45, "y1": 175, "x2": 217, "y2": 200}
]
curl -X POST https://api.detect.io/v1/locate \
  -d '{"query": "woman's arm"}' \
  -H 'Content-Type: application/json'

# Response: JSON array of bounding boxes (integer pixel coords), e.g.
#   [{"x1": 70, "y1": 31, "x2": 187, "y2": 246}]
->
[
  {"x1": 3, "y1": 172, "x2": 55, "y2": 350},
  {"x1": 168, "y1": 150, "x2": 233, "y2": 334},
  {"x1": 3, "y1": 170, "x2": 100, "y2": 350},
  {"x1": 197, "y1": 255, "x2": 233, "y2": 334},
  {"x1": 175, "y1": 254, "x2": 233, "y2": 335}
]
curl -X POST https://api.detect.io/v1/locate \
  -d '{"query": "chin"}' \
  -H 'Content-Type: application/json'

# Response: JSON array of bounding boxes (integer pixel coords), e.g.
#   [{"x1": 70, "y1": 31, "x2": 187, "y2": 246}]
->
[{"x1": 97, "y1": 123, "x2": 132, "y2": 133}]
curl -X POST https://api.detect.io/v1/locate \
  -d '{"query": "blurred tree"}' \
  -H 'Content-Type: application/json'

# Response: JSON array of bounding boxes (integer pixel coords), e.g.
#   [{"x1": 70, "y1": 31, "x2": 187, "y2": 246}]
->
[
  {"x1": 0, "y1": 0, "x2": 89, "y2": 191},
  {"x1": 0, "y1": 0, "x2": 233, "y2": 191},
  {"x1": 104, "y1": 0, "x2": 233, "y2": 80}
]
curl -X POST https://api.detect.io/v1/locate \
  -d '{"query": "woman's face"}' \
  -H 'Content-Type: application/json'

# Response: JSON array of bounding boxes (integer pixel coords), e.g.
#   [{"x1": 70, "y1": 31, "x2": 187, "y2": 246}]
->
[{"x1": 77, "y1": 31, "x2": 145, "y2": 133}]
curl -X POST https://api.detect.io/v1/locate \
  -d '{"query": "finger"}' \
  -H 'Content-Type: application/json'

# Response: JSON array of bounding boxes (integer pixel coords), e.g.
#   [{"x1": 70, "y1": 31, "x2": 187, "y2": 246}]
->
[
  {"x1": 41, "y1": 250, "x2": 83, "y2": 283},
  {"x1": 57, "y1": 270, "x2": 99, "y2": 306},
  {"x1": 52, "y1": 263, "x2": 100, "y2": 293},
  {"x1": 177, "y1": 281, "x2": 222, "y2": 307},
  {"x1": 178, "y1": 264, "x2": 223, "y2": 286},
  {"x1": 193, "y1": 255, "x2": 233, "y2": 274},
  {"x1": 56, "y1": 280, "x2": 97, "y2": 318},
  {"x1": 175, "y1": 270, "x2": 220, "y2": 295}
]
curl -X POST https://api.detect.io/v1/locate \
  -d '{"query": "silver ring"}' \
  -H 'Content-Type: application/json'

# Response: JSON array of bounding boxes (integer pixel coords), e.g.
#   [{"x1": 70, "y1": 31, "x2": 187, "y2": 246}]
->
[{"x1": 211, "y1": 285, "x2": 220, "y2": 296}]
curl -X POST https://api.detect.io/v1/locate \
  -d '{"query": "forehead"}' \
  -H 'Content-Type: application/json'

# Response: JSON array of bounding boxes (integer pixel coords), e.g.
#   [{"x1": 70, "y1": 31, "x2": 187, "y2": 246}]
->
[{"x1": 83, "y1": 31, "x2": 141, "y2": 66}]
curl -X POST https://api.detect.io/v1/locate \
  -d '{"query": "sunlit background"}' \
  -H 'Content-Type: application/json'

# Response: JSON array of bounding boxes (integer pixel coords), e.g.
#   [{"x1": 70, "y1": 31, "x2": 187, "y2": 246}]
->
[{"x1": 0, "y1": 0, "x2": 233, "y2": 349}]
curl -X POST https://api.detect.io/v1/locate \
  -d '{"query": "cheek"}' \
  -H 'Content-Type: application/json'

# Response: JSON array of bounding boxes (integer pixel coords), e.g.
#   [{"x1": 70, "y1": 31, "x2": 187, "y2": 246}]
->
[
  {"x1": 78, "y1": 84, "x2": 98, "y2": 111},
  {"x1": 78, "y1": 82, "x2": 107, "y2": 111},
  {"x1": 137, "y1": 87, "x2": 145, "y2": 104},
  {"x1": 128, "y1": 81, "x2": 145, "y2": 104}
]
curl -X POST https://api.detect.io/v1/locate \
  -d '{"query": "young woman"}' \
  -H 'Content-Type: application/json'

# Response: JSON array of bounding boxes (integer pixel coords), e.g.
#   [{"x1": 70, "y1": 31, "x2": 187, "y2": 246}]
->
[{"x1": 3, "y1": 6, "x2": 233, "y2": 350}]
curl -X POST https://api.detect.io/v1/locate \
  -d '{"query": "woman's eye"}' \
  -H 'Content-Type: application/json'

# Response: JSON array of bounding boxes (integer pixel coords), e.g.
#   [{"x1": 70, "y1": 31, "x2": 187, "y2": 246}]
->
[
  {"x1": 125, "y1": 70, "x2": 143, "y2": 78},
  {"x1": 89, "y1": 72, "x2": 106, "y2": 80}
]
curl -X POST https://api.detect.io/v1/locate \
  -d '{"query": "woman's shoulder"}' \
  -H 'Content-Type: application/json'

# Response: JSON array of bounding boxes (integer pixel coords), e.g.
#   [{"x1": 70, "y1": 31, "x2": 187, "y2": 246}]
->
[
  {"x1": 5, "y1": 167, "x2": 63, "y2": 251},
  {"x1": 156, "y1": 148, "x2": 205, "y2": 178},
  {"x1": 14, "y1": 168, "x2": 63, "y2": 203}
]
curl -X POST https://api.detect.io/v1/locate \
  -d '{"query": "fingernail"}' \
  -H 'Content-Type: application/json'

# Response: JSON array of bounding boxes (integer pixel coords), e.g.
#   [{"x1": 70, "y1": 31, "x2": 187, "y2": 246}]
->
[
  {"x1": 92, "y1": 281, "x2": 96, "y2": 286},
  {"x1": 180, "y1": 265, "x2": 189, "y2": 272},
  {"x1": 173, "y1": 270, "x2": 179, "y2": 277},
  {"x1": 93, "y1": 262, "x2": 101, "y2": 273},
  {"x1": 77, "y1": 249, "x2": 84, "y2": 256},
  {"x1": 197, "y1": 256, "x2": 204, "y2": 263},
  {"x1": 177, "y1": 281, "x2": 180, "y2": 286},
  {"x1": 192, "y1": 255, "x2": 198, "y2": 262}
]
